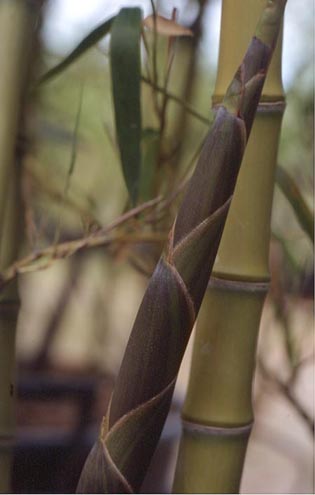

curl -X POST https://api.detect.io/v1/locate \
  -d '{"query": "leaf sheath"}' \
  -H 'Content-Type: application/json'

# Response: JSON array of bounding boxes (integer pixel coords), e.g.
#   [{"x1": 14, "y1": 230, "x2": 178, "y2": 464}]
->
[{"x1": 77, "y1": 1, "x2": 287, "y2": 492}]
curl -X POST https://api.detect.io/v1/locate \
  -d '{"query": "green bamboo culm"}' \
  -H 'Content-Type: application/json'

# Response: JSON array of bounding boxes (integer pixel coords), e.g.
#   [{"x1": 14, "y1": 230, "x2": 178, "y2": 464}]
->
[
  {"x1": 173, "y1": 0, "x2": 286, "y2": 493},
  {"x1": 0, "y1": 1, "x2": 41, "y2": 491},
  {"x1": 77, "y1": 1, "x2": 286, "y2": 492}
]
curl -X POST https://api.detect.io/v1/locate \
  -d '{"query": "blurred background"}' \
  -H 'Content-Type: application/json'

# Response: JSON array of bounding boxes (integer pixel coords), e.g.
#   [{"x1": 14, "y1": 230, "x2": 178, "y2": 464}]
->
[{"x1": 10, "y1": 0, "x2": 313, "y2": 492}]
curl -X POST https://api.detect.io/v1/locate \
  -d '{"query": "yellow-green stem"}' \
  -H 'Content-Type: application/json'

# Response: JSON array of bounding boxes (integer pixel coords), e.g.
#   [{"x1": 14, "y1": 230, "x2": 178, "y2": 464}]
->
[
  {"x1": 173, "y1": 0, "x2": 285, "y2": 492},
  {"x1": 0, "y1": 1, "x2": 40, "y2": 490}
]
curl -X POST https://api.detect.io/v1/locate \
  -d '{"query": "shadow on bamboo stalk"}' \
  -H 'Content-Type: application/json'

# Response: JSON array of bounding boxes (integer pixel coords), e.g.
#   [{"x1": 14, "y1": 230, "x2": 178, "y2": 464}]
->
[{"x1": 76, "y1": 1, "x2": 287, "y2": 492}]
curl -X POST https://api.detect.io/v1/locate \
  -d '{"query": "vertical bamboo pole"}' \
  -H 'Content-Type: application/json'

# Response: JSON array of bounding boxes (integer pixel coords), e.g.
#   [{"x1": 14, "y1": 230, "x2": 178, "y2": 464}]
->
[
  {"x1": 0, "y1": 171, "x2": 21, "y2": 493},
  {"x1": 173, "y1": 0, "x2": 285, "y2": 492},
  {"x1": 0, "y1": 1, "x2": 40, "y2": 490}
]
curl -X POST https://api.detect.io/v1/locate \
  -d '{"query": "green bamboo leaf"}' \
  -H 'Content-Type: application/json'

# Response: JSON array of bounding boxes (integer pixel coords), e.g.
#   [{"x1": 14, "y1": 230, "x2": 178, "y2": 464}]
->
[
  {"x1": 110, "y1": 8, "x2": 142, "y2": 205},
  {"x1": 38, "y1": 16, "x2": 114, "y2": 85},
  {"x1": 276, "y1": 165, "x2": 314, "y2": 243}
]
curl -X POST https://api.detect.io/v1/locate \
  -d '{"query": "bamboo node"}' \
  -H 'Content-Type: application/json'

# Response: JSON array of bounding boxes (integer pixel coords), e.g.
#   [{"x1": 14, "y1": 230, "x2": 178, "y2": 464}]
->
[
  {"x1": 182, "y1": 419, "x2": 253, "y2": 437},
  {"x1": 208, "y1": 277, "x2": 270, "y2": 293}
]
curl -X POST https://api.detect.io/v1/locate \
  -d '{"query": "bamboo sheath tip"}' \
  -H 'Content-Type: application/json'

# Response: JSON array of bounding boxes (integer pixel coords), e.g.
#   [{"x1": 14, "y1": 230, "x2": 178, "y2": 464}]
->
[
  {"x1": 222, "y1": 0, "x2": 286, "y2": 134},
  {"x1": 255, "y1": 0, "x2": 287, "y2": 47}
]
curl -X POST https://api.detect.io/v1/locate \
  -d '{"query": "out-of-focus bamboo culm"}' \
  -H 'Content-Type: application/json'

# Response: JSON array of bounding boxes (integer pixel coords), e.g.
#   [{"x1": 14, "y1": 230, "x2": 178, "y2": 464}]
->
[
  {"x1": 173, "y1": 1, "x2": 286, "y2": 493},
  {"x1": 0, "y1": 1, "x2": 41, "y2": 491},
  {"x1": 77, "y1": 1, "x2": 286, "y2": 492}
]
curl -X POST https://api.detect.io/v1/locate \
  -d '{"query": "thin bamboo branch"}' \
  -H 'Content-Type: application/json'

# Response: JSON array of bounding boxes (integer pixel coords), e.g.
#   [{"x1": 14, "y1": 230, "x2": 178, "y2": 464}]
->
[
  {"x1": 0, "y1": 231, "x2": 166, "y2": 291},
  {"x1": 276, "y1": 164, "x2": 314, "y2": 242},
  {"x1": 141, "y1": 76, "x2": 210, "y2": 125},
  {"x1": 258, "y1": 358, "x2": 314, "y2": 436},
  {"x1": 28, "y1": 165, "x2": 101, "y2": 230}
]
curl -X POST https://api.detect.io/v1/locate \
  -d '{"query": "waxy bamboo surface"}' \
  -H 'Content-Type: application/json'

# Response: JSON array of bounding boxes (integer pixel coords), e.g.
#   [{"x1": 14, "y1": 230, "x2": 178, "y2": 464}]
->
[{"x1": 173, "y1": 0, "x2": 286, "y2": 492}]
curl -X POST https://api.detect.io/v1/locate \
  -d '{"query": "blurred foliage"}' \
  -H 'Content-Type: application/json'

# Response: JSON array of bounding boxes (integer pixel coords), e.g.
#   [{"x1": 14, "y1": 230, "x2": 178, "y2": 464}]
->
[
  {"x1": 13, "y1": 0, "x2": 310, "y2": 323},
  {"x1": 273, "y1": 55, "x2": 314, "y2": 293},
  {"x1": 27, "y1": 12, "x2": 214, "y2": 256}
]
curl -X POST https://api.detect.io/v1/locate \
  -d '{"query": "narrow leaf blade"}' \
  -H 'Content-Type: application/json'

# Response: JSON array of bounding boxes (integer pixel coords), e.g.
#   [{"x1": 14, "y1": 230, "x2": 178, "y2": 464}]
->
[
  {"x1": 110, "y1": 8, "x2": 142, "y2": 204},
  {"x1": 38, "y1": 16, "x2": 114, "y2": 85}
]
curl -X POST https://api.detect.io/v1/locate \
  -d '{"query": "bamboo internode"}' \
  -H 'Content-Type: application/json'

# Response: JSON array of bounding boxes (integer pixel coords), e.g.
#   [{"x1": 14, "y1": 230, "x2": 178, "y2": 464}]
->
[
  {"x1": 173, "y1": 1, "x2": 286, "y2": 493},
  {"x1": 0, "y1": 1, "x2": 41, "y2": 490}
]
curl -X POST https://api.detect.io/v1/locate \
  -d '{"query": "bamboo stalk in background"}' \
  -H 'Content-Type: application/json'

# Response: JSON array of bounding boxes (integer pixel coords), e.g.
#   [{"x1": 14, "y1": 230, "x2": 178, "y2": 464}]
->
[
  {"x1": 31, "y1": 254, "x2": 85, "y2": 371},
  {"x1": 77, "y1": 1, "x2": 286, "y2": 492},
  {"x1": 173, "y1": 0, "x2": 286, "y2": 492},
  {"x1": 0, "y1": 1, "x2": 41, "y2": 491},
  {"x1": 162, "y1": 0, "x2": 209, "y2": 164}
]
